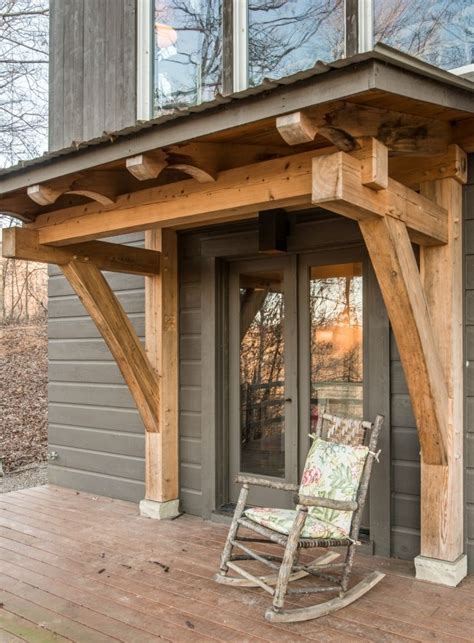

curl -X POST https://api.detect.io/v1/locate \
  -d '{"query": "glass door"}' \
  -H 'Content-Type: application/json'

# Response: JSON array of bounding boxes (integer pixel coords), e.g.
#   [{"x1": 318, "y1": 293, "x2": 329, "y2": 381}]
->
[
  {"x1": 228, "y1": 256, "x2": 298, "y2": 507},
  {"x1": 298, "y1": 251, "x2": 365, "y2": 469}
]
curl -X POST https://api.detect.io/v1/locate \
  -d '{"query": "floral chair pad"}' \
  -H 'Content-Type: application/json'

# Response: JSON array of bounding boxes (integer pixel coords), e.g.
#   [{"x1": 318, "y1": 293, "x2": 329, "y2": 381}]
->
[
  {"x1": 244, "y1": 507, "x2": 348, "y2": 539},
  {"x1": 300, "y1": 437, "x2": 369, "y2": 535},
  {"x1": 244, "y1": 437, "x2": 369, "y2": 540}
]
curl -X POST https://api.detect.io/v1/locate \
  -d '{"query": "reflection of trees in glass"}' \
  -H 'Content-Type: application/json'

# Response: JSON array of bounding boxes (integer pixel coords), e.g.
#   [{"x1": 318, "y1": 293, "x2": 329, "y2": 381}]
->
[
  {"x1": 374, "y1": 1, "x2": 473, "y2": 69},
  {"x1": 310, "y1": 275, "x2": 363, "y2": 419},
  {"x1": 154, "y1": 0, "x2": 222, "y2": 114},
  {"x1": 240, "y1": 287, "x2": 285, "y2": 475},
  {"x1": 248, "y1": 0, "x2": 344, "y2": 86}
]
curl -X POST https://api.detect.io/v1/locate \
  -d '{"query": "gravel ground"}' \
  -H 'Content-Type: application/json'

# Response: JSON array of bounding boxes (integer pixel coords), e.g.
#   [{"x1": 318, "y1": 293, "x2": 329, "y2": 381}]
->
[{"x1": 1, "y1": 462, "x2": 48, "y2": 494}]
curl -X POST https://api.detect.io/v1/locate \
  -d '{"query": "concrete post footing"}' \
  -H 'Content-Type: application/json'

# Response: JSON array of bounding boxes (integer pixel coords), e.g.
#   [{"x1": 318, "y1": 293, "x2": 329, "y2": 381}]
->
[
  {"x1": 414, "y1": 553, "x2": 467, "y2": 587},
  {"x1": 139, "y1": 498, "x2": 180, "y2": 520}
]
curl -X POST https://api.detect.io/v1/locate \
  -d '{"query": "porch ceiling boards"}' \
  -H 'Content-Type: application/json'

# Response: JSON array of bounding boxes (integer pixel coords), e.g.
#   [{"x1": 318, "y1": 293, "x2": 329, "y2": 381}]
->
[{"x1": 0, "y1": 485, "x2": 473, "y2": 642}]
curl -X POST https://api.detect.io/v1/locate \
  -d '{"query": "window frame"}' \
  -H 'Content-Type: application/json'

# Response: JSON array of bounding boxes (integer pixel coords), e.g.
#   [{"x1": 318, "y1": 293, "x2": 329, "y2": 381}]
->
[{"x1": 139, "y1": 0, "x2": 471, "y2": 119}]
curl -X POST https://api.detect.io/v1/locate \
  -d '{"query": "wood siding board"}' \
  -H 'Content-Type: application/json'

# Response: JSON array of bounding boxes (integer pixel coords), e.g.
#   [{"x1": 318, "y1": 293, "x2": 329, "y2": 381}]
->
[
  {"x1": 464, "y1": 154, "x2": 474, "y2": 570},
  {"x1": 62, "y1": 0, "x2": 84, "y2": 148},
  {"x1": 48, "y1": 466, "x2": 145, "y2": 502},
  {"x1": 83, "y1": 0, "x2": 106, "y2": 141},
  {"x1": 390, "y1": 332, "x2": 420, "y2": 559},
  {"x1": 49, "y1": 0, "x2": 65, "y2": 151},
  {"x1": 49, "y1": 0, "x2": 136, "y2": 151},
  {"x1": 47, "y1": 235, "x2": 147, "y2": 496},
  {"x1": 365, "y1": 259, "x2": 391, "y2": 557}
]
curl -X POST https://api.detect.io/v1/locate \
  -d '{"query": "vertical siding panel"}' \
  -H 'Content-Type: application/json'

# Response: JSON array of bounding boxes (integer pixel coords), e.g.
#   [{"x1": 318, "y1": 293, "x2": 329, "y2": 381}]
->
[
  {"x1": 48, "y1": 0, "x2": 64, "y2": 151},
  {"x1": 62, "y1": 0, "x2": 84, "y2": 147},
  {"x1": 49, "y1": 0, "x2": 136, "y2": 151},
  {"x1": 83, "y1": 0, "x2": 106, "y2": 141}
]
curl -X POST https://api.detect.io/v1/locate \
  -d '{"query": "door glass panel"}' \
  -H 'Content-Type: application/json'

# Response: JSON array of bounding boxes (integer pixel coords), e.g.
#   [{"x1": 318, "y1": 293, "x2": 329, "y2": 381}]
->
[
  {"x1": 239, "y1": 270, "x2": 285, "y2": 477},
  {"x1": 309, "y1": 263, "x2": 363, "y2": 429}
]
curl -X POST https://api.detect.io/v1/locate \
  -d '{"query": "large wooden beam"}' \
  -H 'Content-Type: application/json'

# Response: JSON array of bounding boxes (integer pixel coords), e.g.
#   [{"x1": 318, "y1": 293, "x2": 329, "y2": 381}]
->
[
  {"x1": 389, "y1": 145, "x2": 467, "y2": 189},
  {"x1": 312, "y1": 151, "x2": 448, "y2": 245},
  {"x1": 419, "y1": 177, "x2": 464, "y2": 561},
  {"x1": 144, "y1": 229, "x2": 179, "y2": 505},
  {"x1": 359, "y1": 216, "x2": 448, "y2": 465},
  {"x1": 32, "y1": 151, "x2": 320, "y2": 245},
  {"x1": 60, "y1": 261, "x2": 160, "y2": 434},
  {"x1": 277, "y1": 103, "x2": 451, "y2": 154},
  {"x1": 2, "y1": 227, "x2": 161, "y2": 276}
]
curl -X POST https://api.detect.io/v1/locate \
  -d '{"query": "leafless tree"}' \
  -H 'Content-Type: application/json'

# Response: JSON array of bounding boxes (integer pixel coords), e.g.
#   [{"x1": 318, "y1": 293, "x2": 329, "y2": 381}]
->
[{"x1": 0, "y1": 0, "x2": 49, "y2": 167}]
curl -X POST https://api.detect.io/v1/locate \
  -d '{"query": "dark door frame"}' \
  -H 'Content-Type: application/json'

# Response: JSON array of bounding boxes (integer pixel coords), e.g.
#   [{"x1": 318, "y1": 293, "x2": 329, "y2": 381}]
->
[{"x1": 199, "y1": 215, "x2": 391, "y2": 556}]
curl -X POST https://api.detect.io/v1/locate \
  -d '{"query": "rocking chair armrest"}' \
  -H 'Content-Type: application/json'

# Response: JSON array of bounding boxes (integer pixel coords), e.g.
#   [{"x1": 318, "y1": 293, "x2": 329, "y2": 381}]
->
[
  {"x1": 235, "y1": 475, "x2": 299, "y2": 492},
  {"x1": 296, "y1": 494, "x2": 358, "y2": 512}
]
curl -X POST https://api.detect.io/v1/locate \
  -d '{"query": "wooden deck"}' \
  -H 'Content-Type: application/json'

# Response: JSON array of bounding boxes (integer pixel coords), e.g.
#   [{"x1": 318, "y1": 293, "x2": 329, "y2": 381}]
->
[{"x1": 0, "y1": 486, "x2": 472, "y2": 642}]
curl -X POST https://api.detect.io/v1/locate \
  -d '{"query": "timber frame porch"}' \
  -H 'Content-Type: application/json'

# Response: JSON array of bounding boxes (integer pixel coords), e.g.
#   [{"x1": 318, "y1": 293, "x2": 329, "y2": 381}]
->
[
  {"x1": 1, "y1": 485, "x2": 473, "y2": 642},
  {"x1": 1, "y1": 49, "x2": 473, "y2": 583}
]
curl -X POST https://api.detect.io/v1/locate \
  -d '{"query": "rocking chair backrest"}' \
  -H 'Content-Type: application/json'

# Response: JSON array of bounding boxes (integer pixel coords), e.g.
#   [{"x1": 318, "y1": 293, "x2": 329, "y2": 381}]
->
[
  {"x1": 314, "y1": 410, "x2": 372, "y2": 447},
  {"x1": 310, "y1": 407, "x2": 384, "y2": 541}
]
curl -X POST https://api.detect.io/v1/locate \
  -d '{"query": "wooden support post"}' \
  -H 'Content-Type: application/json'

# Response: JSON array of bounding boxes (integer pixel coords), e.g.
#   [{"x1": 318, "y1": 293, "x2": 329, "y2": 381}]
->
[
  {"x1": 416, "y1": 176, "x2": 466, "y2": 584},
  {"x1": 60, "y1": 261, "x2": 161, "y2": 434},
  {"x1": 140, "y1": 228, "x2": 180, "y2": 519},
  {"x1": 359, "y1": 215, "x2": 448, "y2": 466}
]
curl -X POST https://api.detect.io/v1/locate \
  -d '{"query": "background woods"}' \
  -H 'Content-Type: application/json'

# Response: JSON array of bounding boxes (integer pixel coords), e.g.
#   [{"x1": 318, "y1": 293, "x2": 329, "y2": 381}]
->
[{"x1": 0, "y1": 1, "x2": 49, "y2": 482}]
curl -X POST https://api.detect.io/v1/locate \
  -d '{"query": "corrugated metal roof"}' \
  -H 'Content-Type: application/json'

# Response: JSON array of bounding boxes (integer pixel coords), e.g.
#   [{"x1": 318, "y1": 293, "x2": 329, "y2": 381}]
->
[{"x1": 0, "y1": 44, "x2": 472, "y2": 180}]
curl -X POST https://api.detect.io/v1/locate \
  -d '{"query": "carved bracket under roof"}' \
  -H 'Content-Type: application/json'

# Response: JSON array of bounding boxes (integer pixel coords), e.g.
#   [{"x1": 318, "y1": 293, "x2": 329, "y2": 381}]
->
[{"x1": 277, "y1": 102, "x2": 452, "y2": 155}]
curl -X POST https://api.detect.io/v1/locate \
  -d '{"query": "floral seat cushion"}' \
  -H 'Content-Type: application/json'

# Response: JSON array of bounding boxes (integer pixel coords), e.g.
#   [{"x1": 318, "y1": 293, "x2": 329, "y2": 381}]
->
[
  {"x1": 244, "y1": 437, "x2": 369, "y2": 539},
  {"x1": 244, "y1": 507, "x2": 348, "y2": 539},
  {"x1": 299, "y1": 437, "x2": 369, "y2": 535}
]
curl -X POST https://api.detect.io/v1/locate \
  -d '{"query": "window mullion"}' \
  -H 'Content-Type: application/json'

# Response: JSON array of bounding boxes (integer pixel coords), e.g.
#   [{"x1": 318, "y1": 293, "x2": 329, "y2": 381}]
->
[
  {"x1": 358, "y1": 0, "x2": 374, "y2": 53},
  {"x1": 137, "y1": 0, "x2": 153, "y2": 120},
  {"x1": 233, "y1": 0, "x2": 248, "y2": 92}
]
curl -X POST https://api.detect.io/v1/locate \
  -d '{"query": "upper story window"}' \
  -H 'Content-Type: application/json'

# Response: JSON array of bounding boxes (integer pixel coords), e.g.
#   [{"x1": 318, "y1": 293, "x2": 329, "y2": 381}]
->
[
  {"x1": 247, "y1": 0, "x2": 344, "y2": 87},
  {"x1": 153, "y1": 1, "x2": 223, "y2": 113},
  {"x1": 374, "y1": 0, "x2": 473, "y2": 71},
  {"x1": 142, "y1": 0, "x2": 473, "y2": 119}
]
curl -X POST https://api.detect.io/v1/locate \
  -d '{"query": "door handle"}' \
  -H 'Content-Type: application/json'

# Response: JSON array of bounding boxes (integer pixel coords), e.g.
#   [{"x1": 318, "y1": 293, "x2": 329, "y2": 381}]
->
[{"x1": 284, "y1": 397, "x2": 293, "y2": 403}]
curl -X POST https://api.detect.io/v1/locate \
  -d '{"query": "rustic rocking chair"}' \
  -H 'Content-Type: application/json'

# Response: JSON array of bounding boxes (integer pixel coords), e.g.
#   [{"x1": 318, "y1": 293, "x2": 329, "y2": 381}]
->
[{"x1": 215, "y1": 411, "x2": 385, "y2": 622}]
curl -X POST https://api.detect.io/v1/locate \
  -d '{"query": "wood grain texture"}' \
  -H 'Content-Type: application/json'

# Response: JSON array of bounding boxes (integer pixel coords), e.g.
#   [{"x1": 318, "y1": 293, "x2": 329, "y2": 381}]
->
[
  {"x1": 359, "y1": 216, "x2": 448, "y2": 465},
  {"x1": 61, "y1": 261, "x2": 160, "y2": 433},
  {"x1": 1, "y1": 486, "x2": 473, "y2": 642},
  {"x1": 312, "y1": 152, "x2": 448, "y2": 245},
  {"x1": 419, "y1": 177, "x2": 464, "y2": 561},
  {"x1": 3, "y1": 227, "x2": 160, "y2": 276},
  {"x1": 389, "y1": 144, "x2": 468, "y2": 189},
  {"x1": 32, "y1": 151, "x2": 319, "y2": 245},
  {"x1": 144, "y1": 229, "x2": 179, "y2": 502}
]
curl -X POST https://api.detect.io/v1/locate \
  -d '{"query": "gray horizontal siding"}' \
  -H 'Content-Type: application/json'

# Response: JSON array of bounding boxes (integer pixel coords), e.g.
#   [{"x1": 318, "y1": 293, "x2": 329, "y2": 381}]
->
[
  {"x1": 49, "y1": 0, "x2": 136, "y2": 151},
  {"x1": 47, "y1": 231, "x2": 204, "y2": 513},
  {"x1": 390, "y1": 333, "x2": 421, "y2": 560},
  {"x1": 179, "y1": 235, "x2": 203, "y2": 513},
  {"x1": 48, "y1": 234, "x2": 146, "y2": 503},
  {"x1": 465, "y1": 155, "x2": 474, "y2": 571}
]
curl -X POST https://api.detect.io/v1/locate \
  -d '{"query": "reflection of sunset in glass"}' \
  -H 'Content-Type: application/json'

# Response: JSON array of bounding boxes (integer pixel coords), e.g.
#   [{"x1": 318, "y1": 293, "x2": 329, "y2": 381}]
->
[
  {"x1": 155, "y1": 23, "x2": 178, "y2": 49},
  {"x1": 310, "y1": 263, "x2": 363, "y2": 421}
]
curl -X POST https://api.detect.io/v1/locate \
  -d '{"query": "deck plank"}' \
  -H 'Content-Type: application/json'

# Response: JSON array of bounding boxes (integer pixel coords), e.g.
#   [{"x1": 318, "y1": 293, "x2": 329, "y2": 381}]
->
[{"x1": 0, "y1": 486, "x2": 472, "y2": 642}]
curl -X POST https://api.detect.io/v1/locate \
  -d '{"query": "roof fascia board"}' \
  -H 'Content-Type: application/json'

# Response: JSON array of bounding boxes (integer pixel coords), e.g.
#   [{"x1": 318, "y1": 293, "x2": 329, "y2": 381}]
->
[
  {"x1": 1, "y1": 60, "x2": 472, "y2": 196},
  {"x1": 371, "y1": 60, "x2": 474, "y2": 112}
]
